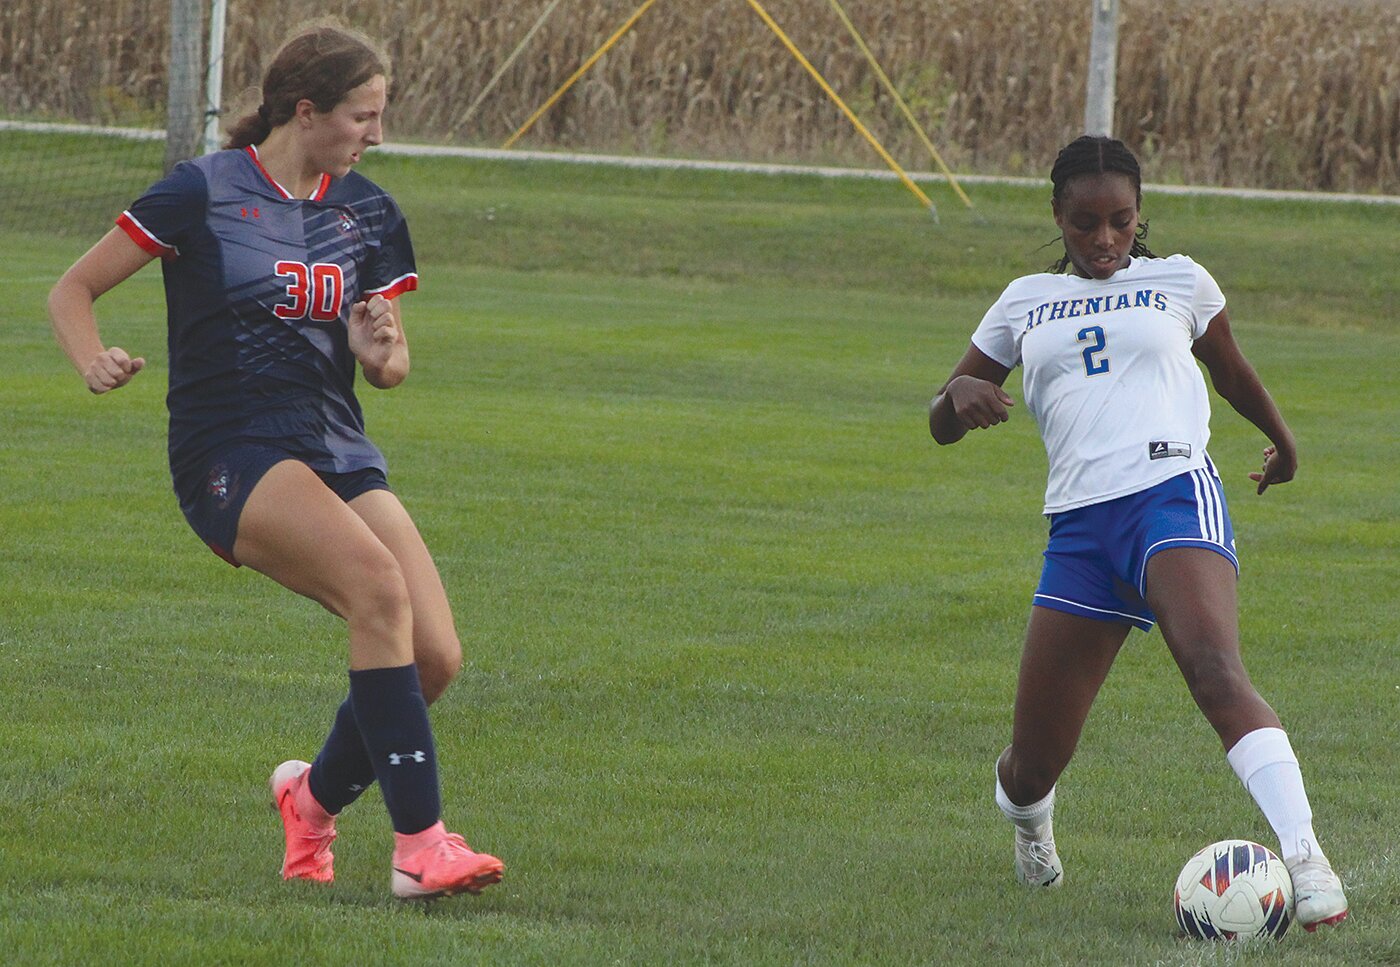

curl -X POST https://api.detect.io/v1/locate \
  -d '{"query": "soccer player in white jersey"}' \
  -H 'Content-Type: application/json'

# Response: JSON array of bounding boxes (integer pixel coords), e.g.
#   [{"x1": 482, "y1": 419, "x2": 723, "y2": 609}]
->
[
  {"x1": 927, "y1": 135, "x2": 1348, "y2": 930},
  {"x1": 49, "y1": 23, "x2": 502, "y2": 901}
]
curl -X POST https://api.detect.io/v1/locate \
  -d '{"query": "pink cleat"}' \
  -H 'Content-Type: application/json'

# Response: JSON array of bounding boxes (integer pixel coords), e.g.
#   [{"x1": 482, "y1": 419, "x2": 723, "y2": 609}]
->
[
  {"x1": 391, "y1": 821, "x2": 504, "y2": 900},
  {"x1": 269, "y1": 760, "x2": 336, "y2": 884}
]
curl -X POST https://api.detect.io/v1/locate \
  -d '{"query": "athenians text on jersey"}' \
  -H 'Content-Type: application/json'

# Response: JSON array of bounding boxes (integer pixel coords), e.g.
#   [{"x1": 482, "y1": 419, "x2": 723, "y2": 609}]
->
[{"x1": 1024, "y1": 289, "x2": 1170, "y2": 333}]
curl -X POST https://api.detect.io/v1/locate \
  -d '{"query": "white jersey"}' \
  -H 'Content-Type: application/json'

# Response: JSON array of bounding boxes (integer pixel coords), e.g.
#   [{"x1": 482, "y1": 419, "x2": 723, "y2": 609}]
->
[{"x1": 971, "y1": 255, "x2": 1226, "y2": 513}]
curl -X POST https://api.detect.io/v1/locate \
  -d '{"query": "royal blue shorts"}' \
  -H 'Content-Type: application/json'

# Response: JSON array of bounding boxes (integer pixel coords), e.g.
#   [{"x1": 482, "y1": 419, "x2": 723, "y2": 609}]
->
[
  {"x1": 173, "y1": 442, "x2": 390, "y2": 566},
  {"x1": 1032, "y1": 462, "x2": 1238, "y2": 632}
]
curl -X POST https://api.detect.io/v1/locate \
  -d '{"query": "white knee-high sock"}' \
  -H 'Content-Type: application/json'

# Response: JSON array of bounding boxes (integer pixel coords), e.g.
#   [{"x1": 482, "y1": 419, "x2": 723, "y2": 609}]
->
[
  {"x1": 995, "y1": 769, "x2": 1055, "y2": 833},
  {"x1": 1226, "y1": 727, "x2": 1323, "y2": 863}
]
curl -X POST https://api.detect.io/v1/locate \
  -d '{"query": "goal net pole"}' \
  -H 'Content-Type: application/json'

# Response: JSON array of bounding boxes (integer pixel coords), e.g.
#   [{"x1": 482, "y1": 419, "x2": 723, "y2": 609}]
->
[
  {"x1": 823, "y1": 0, "x2": 973, "y2": 211},
  {"x1": 203, "y1": 0, "x2": 229, "y2": 155},
  {"x1": 165, "y1": 0, "x2": 204, "y2": 171},
  {"x1": 1084, "y1": 0, "x2": 1119, "y2": 136}
]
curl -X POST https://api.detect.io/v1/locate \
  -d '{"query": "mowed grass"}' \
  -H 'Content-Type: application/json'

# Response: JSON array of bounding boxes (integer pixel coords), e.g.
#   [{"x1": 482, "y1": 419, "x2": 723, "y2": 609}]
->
[{"x1": 1, "y1": 149, "x2": 1397, "y2": 965}]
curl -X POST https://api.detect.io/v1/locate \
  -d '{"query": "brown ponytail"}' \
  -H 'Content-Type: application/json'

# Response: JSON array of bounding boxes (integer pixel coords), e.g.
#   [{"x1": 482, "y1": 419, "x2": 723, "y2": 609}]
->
[{"x1": 223, "y1": 22, "x2": 390, "y2": 150}]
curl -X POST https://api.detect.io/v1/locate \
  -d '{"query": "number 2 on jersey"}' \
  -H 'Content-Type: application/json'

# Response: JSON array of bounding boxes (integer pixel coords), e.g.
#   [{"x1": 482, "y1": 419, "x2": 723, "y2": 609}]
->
[
  {"x1": 274, "y1": 261, "x2": 344, "y2": 322},
  {"x1": 1078, "y1": 325, "x2": 1109, "y2": 376}
]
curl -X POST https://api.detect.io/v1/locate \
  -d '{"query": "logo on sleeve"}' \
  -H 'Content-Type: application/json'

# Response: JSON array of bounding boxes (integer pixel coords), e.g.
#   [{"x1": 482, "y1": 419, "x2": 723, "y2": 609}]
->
[{"x1": 1149, "y1": 441, "x2": 1192, "y2": 460}]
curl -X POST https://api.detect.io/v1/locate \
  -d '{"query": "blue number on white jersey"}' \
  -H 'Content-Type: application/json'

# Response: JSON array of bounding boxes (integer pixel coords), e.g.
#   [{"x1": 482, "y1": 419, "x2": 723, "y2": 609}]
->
[{"x1": 1078, "y1": 325, "x2": 1109, "y2": 376}]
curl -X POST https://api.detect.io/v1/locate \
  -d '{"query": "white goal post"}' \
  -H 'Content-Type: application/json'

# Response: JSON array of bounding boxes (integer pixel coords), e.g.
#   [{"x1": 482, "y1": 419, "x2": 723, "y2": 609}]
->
[
  {"x1": 204, "y1": 0, "x2": 229, "y2": 156},
  {"x1": 164, "y1": 0, "x2": 228, "y2": 167},
  {"x1": 1084, "y1": 0, "x2": 1119, "y2": 137}
]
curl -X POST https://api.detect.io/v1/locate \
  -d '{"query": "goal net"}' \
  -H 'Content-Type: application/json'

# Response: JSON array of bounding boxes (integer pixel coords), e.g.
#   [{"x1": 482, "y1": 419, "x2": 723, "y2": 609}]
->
[{"x1": 0, "y1": 0, "x2": 190, "y2": 236}]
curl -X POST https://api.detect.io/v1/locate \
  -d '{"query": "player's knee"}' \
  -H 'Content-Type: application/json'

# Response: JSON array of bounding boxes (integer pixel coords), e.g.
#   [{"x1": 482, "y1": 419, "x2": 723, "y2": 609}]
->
[
  {"x1": 417, "y1": 637, "x2": 463, "y2": 704},
  {"x1": 344, "y1": 549, "x2": 412, "y2": 637},
  {"x1": 1181, "y1": 653, "x2": 1252, "y2": 715}
]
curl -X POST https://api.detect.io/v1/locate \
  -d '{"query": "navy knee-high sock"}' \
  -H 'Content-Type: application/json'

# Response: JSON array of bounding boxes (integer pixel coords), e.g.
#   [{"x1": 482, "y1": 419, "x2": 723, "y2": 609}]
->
[
  {"x1": 307, "y1": 696, "x2": 377, "y2": 816},
  {"x1": 348, "y1": 663, "x2": 442, "y2": 834}
]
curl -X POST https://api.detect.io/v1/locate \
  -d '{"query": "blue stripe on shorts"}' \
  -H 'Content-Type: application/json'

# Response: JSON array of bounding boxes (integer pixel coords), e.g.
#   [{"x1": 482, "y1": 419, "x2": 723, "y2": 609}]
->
[{"x1": 1033, "y1": 461, "x2": 1239, "y2": 633}]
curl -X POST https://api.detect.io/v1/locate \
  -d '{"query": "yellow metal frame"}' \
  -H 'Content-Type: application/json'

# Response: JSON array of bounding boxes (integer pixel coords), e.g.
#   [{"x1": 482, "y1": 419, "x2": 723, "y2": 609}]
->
[
  {"x1": 503, "y1": 0, "x2": 966, "y2": 216},
  {"x1": 744, "y1": 0, "x2": 934, "y2": 216},
  {"x1": 503, "y1": 0, "x2": 662, "y2": 150},
  {"x1": 455, "y1": 0, "x2": 567, "y2": 137},
  {"x1": 824, "y1": 0, "x2": 973, "y2": 211}
]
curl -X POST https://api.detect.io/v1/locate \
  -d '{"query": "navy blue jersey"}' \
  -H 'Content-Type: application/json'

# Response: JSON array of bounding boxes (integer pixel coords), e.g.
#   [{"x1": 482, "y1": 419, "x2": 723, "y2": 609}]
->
[{"x1": 118, "y1": 146, "x2": 417, "y2": 477}]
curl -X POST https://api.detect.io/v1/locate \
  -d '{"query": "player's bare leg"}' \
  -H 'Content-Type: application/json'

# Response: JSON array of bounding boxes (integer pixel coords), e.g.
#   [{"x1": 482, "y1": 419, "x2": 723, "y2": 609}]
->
[
  {"x1": 1146, "y1": 548, "x2": 1277, "y2": 748},
  {"x1": 348, "y1": 489, "x2": 463, "y2": 703},
  {"x1": 997, "y1": 608, "x2": 1129, "y2": 886},
  {"x1": 238, "y1": 461, "x2": 502, "y2": 898},
  {"x1": 235, "y1": 460, "x2": 414, "y2": 670},
  {"x1": 237, "y1": 461, "x2": 413, "y2": 883},
  {"x1": 1147, "y1": 547, "x2": 1347, "y2": 929}
]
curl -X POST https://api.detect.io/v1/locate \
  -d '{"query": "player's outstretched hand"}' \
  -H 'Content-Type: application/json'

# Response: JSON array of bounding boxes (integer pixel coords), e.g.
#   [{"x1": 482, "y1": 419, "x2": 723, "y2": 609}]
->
[
  {"x1": 947, "y1": 374, "x2": 1015, "y2": 430},
  {"x1": 1249, "y1": 444, "x2": 1296, "y2": 495},
  {"x1": 348, "y1": 294, "x2": 398, "y2": 364},
  {"x1": 85, "y1": 347, "x2": 145, "y2": 394}
]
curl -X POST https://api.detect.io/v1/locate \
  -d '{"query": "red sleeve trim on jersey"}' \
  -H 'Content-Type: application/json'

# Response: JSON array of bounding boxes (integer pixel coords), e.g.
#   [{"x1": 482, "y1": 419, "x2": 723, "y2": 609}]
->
[
  {"x1": 366, "y1": 273, "x2": 419, "y2": 301},
  {"x1": 116, "y1": 211, "x2": 179, "y2": 259}
]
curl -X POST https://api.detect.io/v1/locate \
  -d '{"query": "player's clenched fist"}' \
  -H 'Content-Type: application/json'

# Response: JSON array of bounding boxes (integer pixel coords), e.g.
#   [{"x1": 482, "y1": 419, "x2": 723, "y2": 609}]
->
[
  {"x1": 349, "y1": 293, "x2": 397, "y2": 342},
  {"x1": 85, "y1": 346, "x2": 145, "y2": 394},
  {"x1": 946, "y1": 374, "x2": 1016, "y2": 430}
]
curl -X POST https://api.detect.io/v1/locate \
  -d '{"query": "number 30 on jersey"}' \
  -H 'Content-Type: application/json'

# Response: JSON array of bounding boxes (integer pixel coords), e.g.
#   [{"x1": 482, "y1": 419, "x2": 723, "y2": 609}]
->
[
  {"x1": 1078, "y1": 325, "x2": 1110, "y2": 376},
  {"x1": 274, "y1": 261, "x2": 345, "y2": 322}
]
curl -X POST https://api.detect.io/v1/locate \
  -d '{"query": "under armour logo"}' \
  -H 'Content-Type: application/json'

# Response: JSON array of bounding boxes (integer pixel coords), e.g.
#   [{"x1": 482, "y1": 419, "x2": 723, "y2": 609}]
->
[{"x1": 388, "y1": 751, "x2": 426, "y2": 765}]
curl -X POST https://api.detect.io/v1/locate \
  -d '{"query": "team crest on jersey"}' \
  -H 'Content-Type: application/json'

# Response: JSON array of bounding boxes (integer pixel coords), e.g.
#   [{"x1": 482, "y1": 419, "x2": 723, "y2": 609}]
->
[
  {"x1": 337, "y1": 210, "x2": 357, "y2": 234},
  {"x1": 1149, "y1": 441, "x2": 1192, "y2": 460}
]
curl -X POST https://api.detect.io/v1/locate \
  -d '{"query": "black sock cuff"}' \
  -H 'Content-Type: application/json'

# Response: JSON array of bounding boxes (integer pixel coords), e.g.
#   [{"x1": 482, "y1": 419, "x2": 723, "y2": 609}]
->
[{"x1": 348, "y1": 662, "x2": 423, "y2": 695}]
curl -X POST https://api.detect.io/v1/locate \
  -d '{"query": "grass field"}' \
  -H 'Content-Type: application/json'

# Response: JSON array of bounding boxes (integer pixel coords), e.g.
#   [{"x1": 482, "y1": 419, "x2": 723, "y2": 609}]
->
[{"x1": 1, "y1": 148, "x2": 1397, "y2": 965}]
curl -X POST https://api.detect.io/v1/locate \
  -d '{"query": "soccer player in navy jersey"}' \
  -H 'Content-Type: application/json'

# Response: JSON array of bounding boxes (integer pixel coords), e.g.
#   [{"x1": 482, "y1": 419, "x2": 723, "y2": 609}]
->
[
  {"x1": 927, "y1": 136, "x2": 1347, "y2": 930},
  {"x1": 48, "y1": 23, "x2": 502, "y2": 900}
]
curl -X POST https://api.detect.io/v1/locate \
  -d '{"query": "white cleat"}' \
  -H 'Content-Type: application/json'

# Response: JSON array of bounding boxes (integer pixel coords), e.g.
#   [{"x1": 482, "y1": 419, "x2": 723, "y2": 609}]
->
[
  {"x1": 1014, "y1": 819, "x2": 1064, "y2": 888},
  {"x1": 1287, "y1": 856, "x2": 1349, "y2": 931}
]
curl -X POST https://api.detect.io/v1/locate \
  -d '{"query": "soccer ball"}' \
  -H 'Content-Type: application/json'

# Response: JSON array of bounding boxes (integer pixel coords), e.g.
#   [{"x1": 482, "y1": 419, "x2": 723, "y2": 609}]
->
[{"x1": 1173, "y1": 839, "x2": 1293, "y2": 941}]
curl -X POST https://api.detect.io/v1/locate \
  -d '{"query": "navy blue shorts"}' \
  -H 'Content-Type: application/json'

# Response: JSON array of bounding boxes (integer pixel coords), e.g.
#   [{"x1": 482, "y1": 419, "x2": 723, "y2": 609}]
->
[
  {"x1": 173, "y1": 442, "x2": 390, "y2": 566},
  {"x1": 1033, "y1": 463, "x2": 1238, "y2": 632}
]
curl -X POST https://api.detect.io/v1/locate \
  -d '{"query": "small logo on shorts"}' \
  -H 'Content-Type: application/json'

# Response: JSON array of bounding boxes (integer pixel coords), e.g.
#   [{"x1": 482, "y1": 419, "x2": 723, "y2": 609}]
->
[
  {"x1": 207, "y1": 464, "x2": 237, "y2": 509},
  {"x1": 1149, "y1": 441, "x2": 1191, "y2": 460}
]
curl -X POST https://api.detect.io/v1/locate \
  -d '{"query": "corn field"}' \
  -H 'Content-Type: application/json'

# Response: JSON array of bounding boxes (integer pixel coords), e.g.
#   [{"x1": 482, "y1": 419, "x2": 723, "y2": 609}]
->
[{"x1": 2, "y1": 0, "x2": 1397, "y2": 192}]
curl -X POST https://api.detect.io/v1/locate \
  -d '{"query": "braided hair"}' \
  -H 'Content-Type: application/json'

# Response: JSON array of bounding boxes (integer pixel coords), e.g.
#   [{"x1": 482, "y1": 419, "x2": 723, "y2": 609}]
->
[{"x1": 1046, "y1": 135, "x2": 1158, "y2": 273}]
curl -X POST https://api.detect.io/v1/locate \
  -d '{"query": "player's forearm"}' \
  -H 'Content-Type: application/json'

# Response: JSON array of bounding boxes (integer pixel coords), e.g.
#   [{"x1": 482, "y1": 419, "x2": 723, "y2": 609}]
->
[
  {"x1": 361, "y1": 344, "x2": 410, "y2": 388},
  {"x1": 929, "y1": 390, "x2": 970, "y2": 445},
  {"x1": 1215, "y1": 368, "x2": 1295, "y2": 455},
  {"x1": 47, "y1": 277, "x2": 107, "y2": 374}
]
